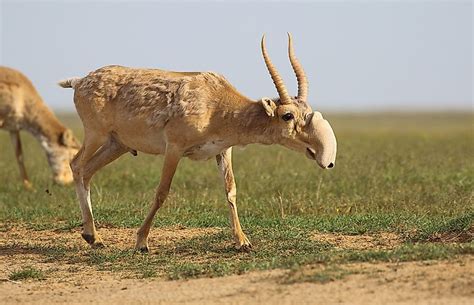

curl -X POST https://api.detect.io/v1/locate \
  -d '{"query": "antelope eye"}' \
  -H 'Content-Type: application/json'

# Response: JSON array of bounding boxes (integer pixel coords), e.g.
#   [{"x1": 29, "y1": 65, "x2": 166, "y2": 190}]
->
[{"x1": 282, "y1": 113, "x2": 294, "y2": 121}]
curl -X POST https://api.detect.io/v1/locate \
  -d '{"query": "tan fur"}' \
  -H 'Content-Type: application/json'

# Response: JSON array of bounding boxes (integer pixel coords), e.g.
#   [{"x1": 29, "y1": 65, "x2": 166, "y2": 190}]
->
[
  {"x1": 0, "y1": 66, "x2": 80, "y2": 187},
  {"x1": 62, "y1": 40, "x2": 337, "y2": 251}
]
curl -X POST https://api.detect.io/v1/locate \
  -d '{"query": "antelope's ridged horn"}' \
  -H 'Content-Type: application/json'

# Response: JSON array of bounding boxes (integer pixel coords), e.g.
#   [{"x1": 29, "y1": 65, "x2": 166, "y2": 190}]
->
[
  {"x1": 288, "y1": 33, "x2": 308, "y2": 102},
  {"x1": 261, "y1": 35, "x2": 292, "y2": 105}
]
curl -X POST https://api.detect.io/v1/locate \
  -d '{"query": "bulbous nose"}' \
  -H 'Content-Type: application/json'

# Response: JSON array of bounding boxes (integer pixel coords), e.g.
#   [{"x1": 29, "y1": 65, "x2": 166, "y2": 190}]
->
[{"x1": 327, "y1": 162, "x2": 334, "y2": 168}]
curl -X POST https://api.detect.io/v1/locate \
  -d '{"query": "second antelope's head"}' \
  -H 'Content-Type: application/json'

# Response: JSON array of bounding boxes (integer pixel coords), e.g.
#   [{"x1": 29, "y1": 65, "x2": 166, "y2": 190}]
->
[
  {"x1": 260, "y1": 34, "x2": 337, "y2": 169},
  {"x1": 44, "y1": 128, "x2": 80, "y2": 185}
]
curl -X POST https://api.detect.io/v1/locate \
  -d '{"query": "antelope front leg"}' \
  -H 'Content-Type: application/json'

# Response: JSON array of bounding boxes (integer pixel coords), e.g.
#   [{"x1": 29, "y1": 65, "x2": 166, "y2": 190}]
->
[
  {"x1": 135, "y1": 147, "x2": 181, "y2": 252},
  {"x1": 9, "y1": 131, "x2": 32, "y2": 189},
  {"x1": 216, "y1": 148, "x2": 252, "y2": 252}
]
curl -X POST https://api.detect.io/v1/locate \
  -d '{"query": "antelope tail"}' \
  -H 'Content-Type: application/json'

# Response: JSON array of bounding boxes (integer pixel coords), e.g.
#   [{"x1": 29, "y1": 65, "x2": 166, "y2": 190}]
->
[{"x1": 58, "y1": 77, "x2": 82, "y2": 89}]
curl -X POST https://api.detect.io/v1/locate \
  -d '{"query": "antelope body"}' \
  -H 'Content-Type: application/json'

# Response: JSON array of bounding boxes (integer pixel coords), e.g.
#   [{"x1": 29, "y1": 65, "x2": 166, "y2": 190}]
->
[
  {"x1": 0, "y1": 66, "x2": 80, "y2": 187},
  {"x1": 59, "y1": 34, "x2": 337, "y2": 252}
]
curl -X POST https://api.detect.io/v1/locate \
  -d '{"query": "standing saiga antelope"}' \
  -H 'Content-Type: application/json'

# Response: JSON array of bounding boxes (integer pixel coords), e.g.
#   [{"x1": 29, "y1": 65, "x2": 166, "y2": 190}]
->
[
  {"x1": 59, "y1": 34, "x2": 337, "y2": 252},
  {"x1": 0, "y1": 66, "x2": 80, "y2": 188}
]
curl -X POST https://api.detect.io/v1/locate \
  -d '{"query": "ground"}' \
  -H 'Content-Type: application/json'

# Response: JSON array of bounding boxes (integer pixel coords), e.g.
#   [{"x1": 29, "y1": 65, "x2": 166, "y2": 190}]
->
[
  {"x1": 0, "y1": 113, "x2": 473, "y2": 304},
  {"x1": 1, "y1": 227, "x2": 473, "y2": 305}
]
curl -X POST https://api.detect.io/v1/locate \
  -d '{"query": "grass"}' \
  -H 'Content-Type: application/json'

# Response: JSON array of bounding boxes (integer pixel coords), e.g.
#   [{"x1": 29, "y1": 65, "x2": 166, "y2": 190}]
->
[
  {"x1": 8, "y1": 266, "x2": 46, "y2": 281},
  {"x1": 283, "y1": 265, "x2": 359, "y2": 284},
  {"x1": 0, "y1": 113, "x2": 473, "y2": 279}
]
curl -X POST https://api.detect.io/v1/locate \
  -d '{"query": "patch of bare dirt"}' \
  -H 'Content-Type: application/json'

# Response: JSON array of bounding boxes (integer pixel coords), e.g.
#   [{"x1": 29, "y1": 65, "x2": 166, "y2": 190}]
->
[
  {"x1": 1, "y1": 225, "x2": 221, "y2": 249},
  {"x1": 0, "y1": 257, "x2": 472, "y2": 305},
  {"x1": 311, "y1": 231, "x2": 401, "y2": 250},
  {"x1": 0, "y1": 226, "x2": 223, "y2": 282}
]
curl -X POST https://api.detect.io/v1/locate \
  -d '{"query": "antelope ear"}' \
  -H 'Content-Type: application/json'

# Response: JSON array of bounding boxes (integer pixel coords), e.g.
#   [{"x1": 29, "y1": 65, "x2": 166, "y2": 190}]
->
[
  {"x1": 260, "y1": 97, "x2": 277, "y2": 117},
  {"x1": 59, "y1": 129, "x2": 79, "y2": 147}
]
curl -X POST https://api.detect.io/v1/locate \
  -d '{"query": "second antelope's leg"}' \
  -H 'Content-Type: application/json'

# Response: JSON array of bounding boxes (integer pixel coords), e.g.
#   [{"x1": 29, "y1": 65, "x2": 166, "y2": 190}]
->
[
  {"x1": 9, "y1": 130, "x2": 32, "y2": 189},
  {"x1": 216, "y1": 148, "x2": 252, "y2": 251},
  {"x1": 71, "y1": 135, "x2": 128, "y2": 247},
  {"x1": 135, "y1": 146, "x2": 181, "y2": 252}
]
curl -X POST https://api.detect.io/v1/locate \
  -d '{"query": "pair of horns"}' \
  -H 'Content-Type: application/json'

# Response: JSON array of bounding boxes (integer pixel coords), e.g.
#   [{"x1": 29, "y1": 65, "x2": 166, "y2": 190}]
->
[{"x1": 261, "y1": 33, "x2": 308, "y2": 105}]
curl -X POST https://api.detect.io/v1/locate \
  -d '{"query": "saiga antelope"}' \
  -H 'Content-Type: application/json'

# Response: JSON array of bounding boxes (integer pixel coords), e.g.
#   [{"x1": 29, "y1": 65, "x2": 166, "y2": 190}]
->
[
  {"x1": 0, "y1": 66, "x2": 80, "y2": 188},
  {"x1": 59, "y1": 34, "x2": 337, "y2": 252}
]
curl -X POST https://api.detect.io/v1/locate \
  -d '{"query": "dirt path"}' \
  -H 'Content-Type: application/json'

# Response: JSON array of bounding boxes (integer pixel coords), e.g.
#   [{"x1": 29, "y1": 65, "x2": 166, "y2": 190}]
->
[
  {"x1": 1, "y1": 257, "x2": 472, "y2": 305},
  {"x1": 1, "y1": 227, "x2": 473, "y2": 305}
]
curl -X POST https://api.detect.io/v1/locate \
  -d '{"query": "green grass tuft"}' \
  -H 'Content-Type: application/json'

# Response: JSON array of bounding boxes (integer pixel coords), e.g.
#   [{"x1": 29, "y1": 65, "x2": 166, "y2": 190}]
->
[{"x1": 9, "y1": 266, "x2": 46, "y2": 281}]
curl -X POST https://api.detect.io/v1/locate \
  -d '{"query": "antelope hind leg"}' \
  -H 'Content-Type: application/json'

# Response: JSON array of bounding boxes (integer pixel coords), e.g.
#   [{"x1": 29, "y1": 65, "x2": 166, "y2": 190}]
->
[{"x1": 70, "y1": 133, "x2": 109, "y2": 248}]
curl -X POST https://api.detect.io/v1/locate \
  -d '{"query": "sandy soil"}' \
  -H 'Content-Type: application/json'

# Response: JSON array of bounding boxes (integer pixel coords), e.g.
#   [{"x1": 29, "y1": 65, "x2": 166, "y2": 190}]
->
[{"x1": 0, "y1": 227, "x2": 472, "y2": 305}]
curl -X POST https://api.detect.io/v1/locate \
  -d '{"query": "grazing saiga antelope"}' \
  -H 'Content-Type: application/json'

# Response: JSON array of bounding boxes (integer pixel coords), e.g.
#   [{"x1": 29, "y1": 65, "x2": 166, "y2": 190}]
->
[
  {"x1": 0, "y1": 66, "x2": 80, "y2": 188},
  {"x1": 59, "y1": 34, "x2": 337, "y2": 252}
]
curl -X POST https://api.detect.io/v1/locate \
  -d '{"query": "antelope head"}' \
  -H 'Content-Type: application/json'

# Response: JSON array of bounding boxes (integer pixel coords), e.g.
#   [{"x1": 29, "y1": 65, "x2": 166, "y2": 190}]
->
[
  {"x1": 260, "y1": 34, "x2": 337, "y2": 169},
  {"x1": 44, "y1": 129, "x2": 80, "y2": 184}
]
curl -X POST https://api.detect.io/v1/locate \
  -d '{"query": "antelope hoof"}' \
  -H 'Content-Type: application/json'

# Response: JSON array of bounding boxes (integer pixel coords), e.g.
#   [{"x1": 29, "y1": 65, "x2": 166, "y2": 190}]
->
[
  {"x1": 82, "y1": 233, "x2": 105, "y2": 248},
  {"x1": 235, "y1": 238, "x2": 253, "y2": 252},
  {"x1": 91, "y1": 242, "x2": 105, "y2": 249},
  {"x1": 134, "y1": 239, "x2": 149, "y2": 253},
  {"x1": 134, "y1": 243, "x2": 149, "y2": 253},
  {"x1": 136, "y1": 246, "x2": 149, "y2": 253},
  {"x1": 23, "y1": 180, "x2": 33, "y2": 190}
]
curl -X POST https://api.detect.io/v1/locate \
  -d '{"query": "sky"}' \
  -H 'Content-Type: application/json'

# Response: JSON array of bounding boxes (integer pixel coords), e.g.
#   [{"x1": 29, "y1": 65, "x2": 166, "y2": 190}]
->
[{"x1": 0, "y1": 0, "x2": 472, "y2": 112}]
